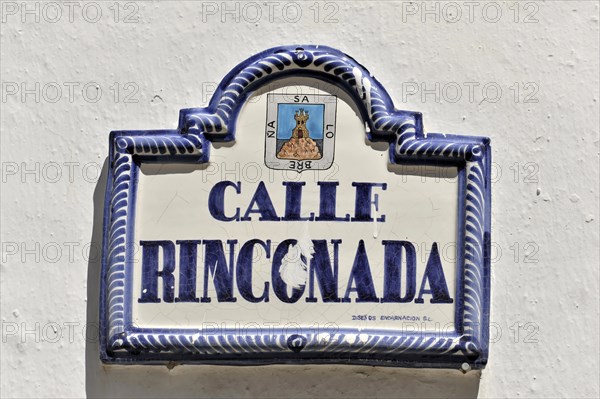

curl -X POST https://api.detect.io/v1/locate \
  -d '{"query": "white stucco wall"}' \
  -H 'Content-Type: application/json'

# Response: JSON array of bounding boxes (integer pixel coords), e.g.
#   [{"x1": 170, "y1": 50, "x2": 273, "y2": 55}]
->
[{"x1": 1, "y1": 1, "x2": 598, "y2": 398}]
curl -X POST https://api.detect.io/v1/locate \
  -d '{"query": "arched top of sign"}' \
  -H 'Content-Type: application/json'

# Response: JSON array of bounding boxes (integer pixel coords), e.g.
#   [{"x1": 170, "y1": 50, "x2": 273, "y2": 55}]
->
[
  {"x1": 179, "y1": 45, "x2": 422, "y2": 142},
  {"x1": 177, "y1": 45, "x2": 486, "y2": 165}
]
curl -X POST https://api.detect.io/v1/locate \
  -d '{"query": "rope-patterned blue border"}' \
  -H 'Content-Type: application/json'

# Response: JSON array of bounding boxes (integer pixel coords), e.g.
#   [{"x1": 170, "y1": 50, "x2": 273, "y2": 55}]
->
[{"x1": 99, "y1": 45, "x2": 491, "y2": 369}]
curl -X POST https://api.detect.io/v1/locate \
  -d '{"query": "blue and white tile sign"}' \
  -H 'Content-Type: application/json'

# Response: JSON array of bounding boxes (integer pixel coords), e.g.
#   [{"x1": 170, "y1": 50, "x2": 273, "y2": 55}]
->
[{"x1": 100, "y1": 45, "x2": 491, "y2": 368}]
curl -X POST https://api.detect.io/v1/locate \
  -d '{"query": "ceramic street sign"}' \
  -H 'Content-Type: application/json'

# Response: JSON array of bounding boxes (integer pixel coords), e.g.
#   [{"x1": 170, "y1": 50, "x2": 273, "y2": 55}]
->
[{"x1": 99, "y1": 45, "x2": 491, "y2": 369}]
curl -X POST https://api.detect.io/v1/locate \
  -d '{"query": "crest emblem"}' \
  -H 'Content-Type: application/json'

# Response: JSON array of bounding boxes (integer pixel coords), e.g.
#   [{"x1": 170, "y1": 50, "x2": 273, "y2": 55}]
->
[{"x1": 265, "y1": 94, "x2": 337, "y2": 171}]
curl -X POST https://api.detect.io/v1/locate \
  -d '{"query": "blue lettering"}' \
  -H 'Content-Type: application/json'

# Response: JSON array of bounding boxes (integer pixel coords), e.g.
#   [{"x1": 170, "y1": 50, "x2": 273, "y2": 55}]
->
[
  {"x1": 342, "y1": 240, "x2": 378, "y2": 302},
  {"x1": 208, "y1": 181, "x2": 241, "y2": 221},
  {"x1": 202, "y1": 240, "x2": 237, "y2": 303},
  {"x1": 351, "y1": 182, "x2": 387, "y2": 222},
  {"x1": 271, "y1": 239, "x2": 305, "y2": 303},
  {"x1": 315, "y1": 181, "x2": 350, "y2": 221},
  {"x1": 175, "y1": 240, "x2": 202, "y2": 302},
  {"x1": 306, "y1": 239, "x2": 341, "y2": 303},
  {"x1": 241, "y1": 181, "x2": 280, "y2": 221},
  {"x1": 415, "y1": 243, "x2": 454, "y2": 304},
  {"x1": 236, "y1": 239, "x2": 270, "y2": 302},
  {"x1": 138, "y1": 240, "x2": 176, "y2": 303},
  {"x1": 381, "y1": 240, "x2": 416, "y2": 303},
  {"x1": 281, "y1": 181, "x2": 314, "y2": 221}
]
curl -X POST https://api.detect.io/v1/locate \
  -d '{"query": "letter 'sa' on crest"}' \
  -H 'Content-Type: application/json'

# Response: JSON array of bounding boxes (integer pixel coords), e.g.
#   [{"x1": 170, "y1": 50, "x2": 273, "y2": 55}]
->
[{"x1": 100, "y1": 45, "x2": 491, "y2": 369}]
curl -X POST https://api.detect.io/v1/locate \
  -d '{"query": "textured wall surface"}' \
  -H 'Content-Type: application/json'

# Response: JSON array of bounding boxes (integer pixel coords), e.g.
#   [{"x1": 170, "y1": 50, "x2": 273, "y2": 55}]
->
[{"x1": 1, "y1": 1, "x2": 598, "y2": 398}]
